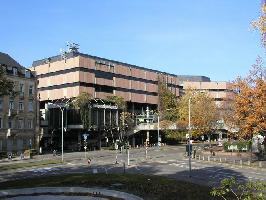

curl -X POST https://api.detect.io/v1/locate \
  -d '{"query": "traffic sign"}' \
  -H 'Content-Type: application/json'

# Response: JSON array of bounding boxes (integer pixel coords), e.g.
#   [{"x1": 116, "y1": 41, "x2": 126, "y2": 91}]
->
[{"x1": 83, "y1": 133, "x2": 89, "y2": 141}]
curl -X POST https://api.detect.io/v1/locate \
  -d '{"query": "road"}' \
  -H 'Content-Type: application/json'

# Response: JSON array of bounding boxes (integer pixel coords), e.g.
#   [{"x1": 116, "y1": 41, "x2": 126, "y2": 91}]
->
[{"x1": 0, "y1": 146, "x2": 265, "y2": 186}]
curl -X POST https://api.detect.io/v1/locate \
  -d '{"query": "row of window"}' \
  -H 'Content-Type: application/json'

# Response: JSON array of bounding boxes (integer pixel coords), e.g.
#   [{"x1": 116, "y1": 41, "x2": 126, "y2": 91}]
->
[
  {"x1": 19, "y1": 83, "x2": 34, "y2": 96},
  {"x1": 0, "y1": 118, "x2": 33, "y2": 129},
  {"x1": 0, "y1": 99, "x2": 33, "y2": 111},
  {"x1": 0, "y1": 138, "x2": 32, "y2": 152},
  {"x1": 6, "y1": 66, "x2": 31, "y2": 78}
]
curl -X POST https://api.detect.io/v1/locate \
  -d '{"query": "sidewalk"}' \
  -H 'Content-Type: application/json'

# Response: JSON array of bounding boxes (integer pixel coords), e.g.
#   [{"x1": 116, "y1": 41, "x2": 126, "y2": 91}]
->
[
  {"x1": 0, "y1": 153, "x2": 57, "y2": 165},
  {"x1": 198, "y1": 150, "x2": 266, "y2": 169}
]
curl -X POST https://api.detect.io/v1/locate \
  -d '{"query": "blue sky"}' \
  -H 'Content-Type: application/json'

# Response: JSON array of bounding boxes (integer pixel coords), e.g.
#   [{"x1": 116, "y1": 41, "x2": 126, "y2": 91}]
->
[{"x1": 0, "y1": 0, "x2": 264, "y2": 81}]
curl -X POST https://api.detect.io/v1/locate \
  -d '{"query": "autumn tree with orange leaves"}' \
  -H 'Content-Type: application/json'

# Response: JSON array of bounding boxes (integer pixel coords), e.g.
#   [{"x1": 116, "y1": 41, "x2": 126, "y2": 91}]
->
[{"x1": 233, "y1": 57, "x2": 266, "y2": 139}]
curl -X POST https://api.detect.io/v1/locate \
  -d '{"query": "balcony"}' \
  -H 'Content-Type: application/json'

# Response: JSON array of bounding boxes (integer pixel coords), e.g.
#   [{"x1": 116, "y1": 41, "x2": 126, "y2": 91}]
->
[
  {"x1": 6, "y1": 128, "x2": 11, "y2": 137},
  {"x1": 8, "y1": 109, "x2": 18, "y2": 117},
  {"x1": 28, "y1": 94, "x2": 34, "y2": 100},
  {"x1": 40, "y1": 120, "x2": 48, "y2": 127},
  {"x1": 6, "y1": 128, "x2": 18, "y2": 137},
  {"x1": 19, "y1": 92, "x2": 24, "y2": 99},
  {"x1": 67, "y1": 124, "x2": 84, "y2": 129}
]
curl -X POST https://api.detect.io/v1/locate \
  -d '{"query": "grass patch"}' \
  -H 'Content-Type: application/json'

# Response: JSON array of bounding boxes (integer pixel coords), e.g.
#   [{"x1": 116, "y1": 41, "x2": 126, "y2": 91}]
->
[
  {"x1": 0, "y1": 173, "x2": 217, "y2": 200},
  {"x1": 0, "y1": 159, "x2": 61, "y2": 171}
]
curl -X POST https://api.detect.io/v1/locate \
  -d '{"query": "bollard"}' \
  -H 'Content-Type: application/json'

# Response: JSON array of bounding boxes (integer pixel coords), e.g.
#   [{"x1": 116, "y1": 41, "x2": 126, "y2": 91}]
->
[
  {"x1": 219, "y1": 157, "x2": 222, "y2": 162},
  {"x1": 259, "y1": 161, "x2": 262, "y2": 168},
  {"x1": 115, "y1": 153, "x2": 118, "y2": 164},
  {"x1": 207, "y1": 156, "x2": 210, "y2": 161},
  {"x1": 202, "y1": 155, "x2": 205, "y2": 161},
  {"x1": 214, "y1": 157, "x2": 216, "y2": 162},
  {"x1": 127, "y1": 149, "x2": 130, "y2": 166},
  {"x1": 240, "y1": 160, "x2": 243, "y2": 168},
  {"x1": 247, "y1": 160, "x2": 251, "y2": 166},
  {"x1": 224, "y1": 158, "x2": 227, "y2": 162},
  {"x1": 145, "y1": 147, "x2": 148, "y2": 159},
  {"x1": 123, "y1": 162, "x2": 126, "y2": 174}
]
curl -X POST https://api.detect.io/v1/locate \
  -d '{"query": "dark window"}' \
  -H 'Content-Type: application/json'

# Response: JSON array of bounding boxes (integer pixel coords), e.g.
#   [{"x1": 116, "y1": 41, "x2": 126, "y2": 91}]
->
[
  {"x1": 95, "y1": 85, "x2": 113, "y2": 93},
  {"x1": 95, "y1": 71, "x2": 113, "y2": 80}
]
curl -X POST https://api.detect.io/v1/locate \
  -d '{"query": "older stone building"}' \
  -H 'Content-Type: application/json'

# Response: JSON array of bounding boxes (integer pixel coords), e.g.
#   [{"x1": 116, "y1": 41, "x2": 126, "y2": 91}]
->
[{"x1": 0, "y1": 52, "x2": 39, "y2": 155}]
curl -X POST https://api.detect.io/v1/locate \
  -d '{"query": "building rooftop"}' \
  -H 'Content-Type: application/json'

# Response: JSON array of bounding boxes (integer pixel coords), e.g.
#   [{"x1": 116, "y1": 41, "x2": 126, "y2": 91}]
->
[
  {"x1": 0, "y1": 52, "x2": 34, "y2": 78},
  {"x1": 176, "y1": 75, "x2": 211, "y2": 82},
  {"x1": 32, "y1": 51, "x2": 203, "y2": 80},
  {"x1": 0, "y1": 52, "x2": 22, "y2": 68}
]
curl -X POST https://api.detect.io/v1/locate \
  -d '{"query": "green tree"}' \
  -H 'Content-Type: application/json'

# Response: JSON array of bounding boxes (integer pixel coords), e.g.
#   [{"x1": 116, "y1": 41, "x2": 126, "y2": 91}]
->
[
  {"x1": 106, "y1": 95, "x2": 126, "y2": 110},
  {"x1": 106, "y1": 95, "x2": 134, "y2": 144},
  {"x1": 158, "y1": 76, "x2": 178, "y2": 122},
  {"x1": 157, "y1": 75, "x2": 182, "y2": 142},
  {"x1": 211, "y1": 177, "x2": 266, "y2": 200},
  {"x1": 73, "y1": 92, "x2": 92, "y2": 130},
  {"x1": 0, "y1": 66, "x2": 14, "y2": 96},
  {"x1": 178, "y1": 90, "x2": 218, "y2": 138}
]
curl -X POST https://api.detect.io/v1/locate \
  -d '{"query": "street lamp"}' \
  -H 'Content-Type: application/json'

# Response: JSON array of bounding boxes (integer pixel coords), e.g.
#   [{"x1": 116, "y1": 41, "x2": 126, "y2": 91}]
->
[
  {"x1": 188, "y1": 97, "x2": 192, "y2": 177},
  {"x1": 49, "y1": 98, "x2": 71, "y2": 163},
  {"x1": 157, "y1": 114, "x2": 160, "y2": 148}
]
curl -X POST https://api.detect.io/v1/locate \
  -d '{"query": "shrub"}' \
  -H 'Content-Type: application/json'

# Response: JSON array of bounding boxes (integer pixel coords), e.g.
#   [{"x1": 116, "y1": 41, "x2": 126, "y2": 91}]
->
[
  {"x1": 0, "y1": 151, "x2": 7, "y2": 159},
  {"x1": 211, "y1": 177, "x2": 266, "y2": 200},
  {"x1": 223, "y1": 140, "x2": 251, "y2": 152}
]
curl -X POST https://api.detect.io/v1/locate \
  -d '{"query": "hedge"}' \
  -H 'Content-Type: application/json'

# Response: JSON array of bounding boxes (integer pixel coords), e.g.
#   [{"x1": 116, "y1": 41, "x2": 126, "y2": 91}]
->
[{"x1": 223, "y1": 140, "x2": 251, "y2": 152}]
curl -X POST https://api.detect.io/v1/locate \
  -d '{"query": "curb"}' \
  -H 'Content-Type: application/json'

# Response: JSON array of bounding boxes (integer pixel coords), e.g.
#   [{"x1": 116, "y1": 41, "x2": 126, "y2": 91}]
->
[
  {"x1": 0, "y1": 187, "x2": 143, "y2": 200},
  {"x1": 194, "y1": 156, "x2": 266, "y2": 171}
]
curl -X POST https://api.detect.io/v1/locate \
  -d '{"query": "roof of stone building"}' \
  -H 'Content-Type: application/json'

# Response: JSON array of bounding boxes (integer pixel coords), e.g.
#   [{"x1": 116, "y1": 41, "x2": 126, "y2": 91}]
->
[
  {"x1": 0, "y1": 52, "x2": 34, "y2": 78},
  {"x1": 0, "y1": 52, "x2": 22, "y2": 67}
]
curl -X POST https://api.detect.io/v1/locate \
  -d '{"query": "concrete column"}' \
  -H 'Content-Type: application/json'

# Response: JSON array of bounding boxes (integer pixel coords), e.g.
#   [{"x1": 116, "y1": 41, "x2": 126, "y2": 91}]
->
[
  {"x1": 132, "y1": 137, "x2": 135, "y2": 148},
  {"x1": 146, "y1": 131, "x2": 149, "y2": 146},
  {"x1": 247, "y1": 160, "x2": 251, "y2": 166},
  {"x1": 78, "y1": 133, "x2": 81, "y2": 151}
]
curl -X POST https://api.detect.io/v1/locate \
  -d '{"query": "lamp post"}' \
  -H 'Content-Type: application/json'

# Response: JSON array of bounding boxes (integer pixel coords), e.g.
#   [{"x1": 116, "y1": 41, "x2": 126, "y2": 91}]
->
[
  {"x1": 145, "y1": 106, "x2": 150, "y2": 159},
  {"x1": 157, "y1": 114, "x2": 160, "y2": 148},
  {"x1": 61, "y1": 107, "x2": 64, "y2": 162},
  {"x1": 49, "y1": 99, "x2": 71, "y2": 163},
  {"x1": 188, "y1": 97, "x2": 192, "y2": 177}
]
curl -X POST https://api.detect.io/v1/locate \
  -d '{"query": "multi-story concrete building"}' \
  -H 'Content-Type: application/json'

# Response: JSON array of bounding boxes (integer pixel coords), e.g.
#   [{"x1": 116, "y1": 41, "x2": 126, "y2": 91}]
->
[
  {"x1": 182, "y1": 81, "x2": 233, "y2": 107},
  {"x1": 0, "y1": 52, "x2": 39, "y2": 155},
  {"x1": 31, "y1": 47, "x2": 183, "y2": 150},
  {"x1": 31, "y1": 46, "x2": 233, "y2": 150},
  {"x1": 32, "y1": 51, "x2": 181, "y2": 113}
]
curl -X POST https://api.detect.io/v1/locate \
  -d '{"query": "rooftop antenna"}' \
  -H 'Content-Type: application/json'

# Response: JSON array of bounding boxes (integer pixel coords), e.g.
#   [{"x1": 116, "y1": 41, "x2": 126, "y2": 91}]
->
[
  {"x1": 67, "y1": 41, "x2": 79, "y2": 53},
  {"x1": 60, "y1": 48, "x2": 68, "y2": 63}
]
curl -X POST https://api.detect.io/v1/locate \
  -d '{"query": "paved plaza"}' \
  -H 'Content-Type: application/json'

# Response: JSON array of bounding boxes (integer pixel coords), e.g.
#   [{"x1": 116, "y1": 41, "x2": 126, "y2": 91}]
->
[{"x1": 0, "y1": 145, "x2": 265, "y2": 187}]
